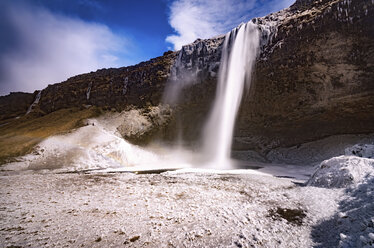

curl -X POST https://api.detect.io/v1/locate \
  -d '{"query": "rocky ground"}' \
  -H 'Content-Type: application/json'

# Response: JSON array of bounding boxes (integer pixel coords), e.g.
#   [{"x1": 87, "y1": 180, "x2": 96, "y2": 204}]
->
[
  {"x1": 0, "y1": 168, "x2": 339, "y2": 248},
  {"x1": 1, "y1": 157, "x2": 373, "y2": 248},
  {"x1": 1, "y1": 112, "x2": 373, "y2": 248}
]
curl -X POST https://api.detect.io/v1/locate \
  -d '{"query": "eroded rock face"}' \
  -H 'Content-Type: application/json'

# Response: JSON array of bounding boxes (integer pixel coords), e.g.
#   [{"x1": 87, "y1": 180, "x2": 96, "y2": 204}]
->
[
  {"x1": 37, "y1": 52, "x2": 176, "y2": 114},
  {"x1": 2, "y1": 0, "x2": 373, "y2": 151},
  {"x1": 0, "y1": 92, "x2": 34, "y2": 121},
  {"x1": 168, "y1": 0, "x2": 374, "y2": 152},
  {"x1": 236, "y1": 0, "x2": 374, "y2": 152},
  {"x1": 116, "y1": 105, "x2": 173, "y2": 145}
]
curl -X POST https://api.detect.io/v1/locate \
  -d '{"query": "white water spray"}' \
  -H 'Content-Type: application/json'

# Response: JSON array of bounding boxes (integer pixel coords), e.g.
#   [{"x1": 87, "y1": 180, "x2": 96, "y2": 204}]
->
[
  {"x1": 203, "y1": 22, "x2": 260, "y2": 169},
  {"x1": 9, "y1": 22, "x2": 261, "y2": 173}
]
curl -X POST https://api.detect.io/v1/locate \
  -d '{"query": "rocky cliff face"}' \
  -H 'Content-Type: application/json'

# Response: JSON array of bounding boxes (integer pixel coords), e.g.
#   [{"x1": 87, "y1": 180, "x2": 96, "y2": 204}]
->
[
  {"x1": 0, "y1": 92, "x2": 34, "y2": 121},
  {"x1": 237, "y1": 0, "x2": 374, "y2": 151},
  {"x1": 37, "y1": 52, "x2": 175, "y2": 114},
  {"x1": 166, "y1": 0, "x2": 374, "y2": 152},
  {"x1": 1, "y1": 0, "x2": 373, "y2": 153}
]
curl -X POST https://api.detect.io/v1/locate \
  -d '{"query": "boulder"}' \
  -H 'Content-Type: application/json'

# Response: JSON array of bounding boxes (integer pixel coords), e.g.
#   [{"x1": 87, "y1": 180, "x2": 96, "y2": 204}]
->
[
  {"x1": 307, "y1": 155, "x2": 374, "y2": 188},
  {"x1": 116, "y1": 105, "x2": 173, "y2": 145}
]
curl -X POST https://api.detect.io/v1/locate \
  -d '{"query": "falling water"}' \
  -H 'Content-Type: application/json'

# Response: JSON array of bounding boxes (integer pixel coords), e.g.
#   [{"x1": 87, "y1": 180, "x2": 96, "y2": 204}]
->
[
  {"x1": 26, "y1": 90, "x2": 42, "y2": 115},
  {"x1": 203, "y1": 22, "x2": 260, "y2": 169}
]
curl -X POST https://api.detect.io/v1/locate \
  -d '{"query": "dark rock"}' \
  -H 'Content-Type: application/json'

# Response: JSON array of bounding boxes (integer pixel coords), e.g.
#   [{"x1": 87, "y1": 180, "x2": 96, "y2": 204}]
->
[
  {"x1": 268, "y1": 207, "x2": 307, "y2": 226},
  {"x1": 236, "y1": 0, "x2": 374, "y2": 152},
  {"x1": 1, "y1": 0, "x2": 373, "y2": 152},
  {"x1": 0, "y1": 92, "x2": 34, "y2": 121},
  {"x1": 37, "y1": 52, "x2": 176, "y2": 114},
  {"x1": 168, "y1": 0, "x2": 374, "y2": 153},
  {"x1": 129, "y1": 235, "x2": 140, "y2": 242}
]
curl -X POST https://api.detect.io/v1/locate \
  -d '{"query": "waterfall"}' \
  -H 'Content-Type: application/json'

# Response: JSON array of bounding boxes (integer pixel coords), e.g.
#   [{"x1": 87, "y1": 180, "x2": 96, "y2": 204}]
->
[
  {"x1": 26, "y1": 90, "x2": 42, "y2": 115},
  {"x1": 86, "y1": 82, "x2": 93, "y2": 100},
  {"x1": 203, "y1": 22, "x2": 260, "y2": 169}
]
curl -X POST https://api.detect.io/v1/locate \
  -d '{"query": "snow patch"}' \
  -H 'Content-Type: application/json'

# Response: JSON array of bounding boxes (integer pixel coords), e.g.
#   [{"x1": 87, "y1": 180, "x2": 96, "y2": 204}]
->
[
  {"x1": 4, "y1": 125, "x2": 162, "y2": 172},
  {"x1": 4, "y1": 116, "x2": 188, "y2": 172},
  {"x1": 345, "y1": 144, "x2": 374, "y2": 158},
  {"x1": 123, "y1": 77, "x2": 128, "y2": 95},
  {"x1": 307, "y1": 155, "x2": 374, "y2": 188},
  {"x1": 266, "y1": 134, "x2": 374, "y2": 165}
]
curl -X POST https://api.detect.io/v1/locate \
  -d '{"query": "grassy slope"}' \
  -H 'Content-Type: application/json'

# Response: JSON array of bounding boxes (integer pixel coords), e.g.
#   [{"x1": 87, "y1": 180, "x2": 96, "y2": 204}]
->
[{"x1": 0, "y1": 107, "x2": 103, "y2": 165}]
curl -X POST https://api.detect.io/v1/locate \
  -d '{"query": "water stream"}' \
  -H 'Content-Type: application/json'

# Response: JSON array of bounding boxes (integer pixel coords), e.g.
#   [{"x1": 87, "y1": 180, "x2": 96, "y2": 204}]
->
[{"x1": 203, "y1": 22, "x2": 260, "y2": 169}]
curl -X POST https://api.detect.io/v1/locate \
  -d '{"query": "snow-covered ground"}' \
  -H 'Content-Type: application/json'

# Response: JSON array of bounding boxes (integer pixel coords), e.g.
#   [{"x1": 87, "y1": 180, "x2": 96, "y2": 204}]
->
[
  {"x1": 1, "y1": 114, "x2": 373, "y2": 247},
  {"x1": 1, "y1": 113, "x2": 193, "y2": 173},
  {"x1": 1, "y1": 155, "x2": 373, "y2": 247},
  {"x1": 0, "y1": 169, "x2": 342, "y2": 248}
]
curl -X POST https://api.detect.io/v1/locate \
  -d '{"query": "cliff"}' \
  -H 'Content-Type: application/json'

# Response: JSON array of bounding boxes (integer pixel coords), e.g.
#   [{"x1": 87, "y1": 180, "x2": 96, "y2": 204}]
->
[
  {"x1": 1, "y1": 0, "x2": 373, "y2": 154},
  {"x1": 38, "y1": 52, "x2": 175, "y2": 114},
  {"x1": 0, "y1": 92, "x2": 34, "y2": 121},
  {"x1": 167, "y1": 0, "x2": 374, "y2": 152},
  {"x1": 237, "y1": 0, "x2": 374, "y2": 151}
]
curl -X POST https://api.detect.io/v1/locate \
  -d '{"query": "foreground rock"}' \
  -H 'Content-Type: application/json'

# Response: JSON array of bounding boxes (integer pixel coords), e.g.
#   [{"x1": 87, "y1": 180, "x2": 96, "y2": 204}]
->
[
  {"x1": 307, "y1": 144, "x2": 374, "y2": 247},
  {"x1": 307, "y1": 155, "x2": 374, "y2": 188},
  {"x1": 307, "y1": 143, "x2": 374, "y2": 188}
]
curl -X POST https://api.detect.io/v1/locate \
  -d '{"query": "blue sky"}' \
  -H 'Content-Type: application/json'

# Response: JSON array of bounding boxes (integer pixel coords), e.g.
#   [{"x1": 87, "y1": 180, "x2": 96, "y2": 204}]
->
[{"x1": 0, "y1": 0, "x2": 294, "y2": 95}]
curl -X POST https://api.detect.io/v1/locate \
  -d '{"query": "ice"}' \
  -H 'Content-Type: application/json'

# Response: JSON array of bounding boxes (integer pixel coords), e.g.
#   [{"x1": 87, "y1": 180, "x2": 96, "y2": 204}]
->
[
  {"x1": 368, "y1": 233, "x2": 374, "y2": 240},
  {"x1": 266, "y1": 134, "x2": 374, "y2": 165},
  {"x1": 2, "y1": 132, "x2": 373, "y2": 247},
  {"x1": 10, "y1": 125, "x2": 161, "y2": 171},
  {"x1": 307, "y1": 143, "x2": 374, "y2": 189}
]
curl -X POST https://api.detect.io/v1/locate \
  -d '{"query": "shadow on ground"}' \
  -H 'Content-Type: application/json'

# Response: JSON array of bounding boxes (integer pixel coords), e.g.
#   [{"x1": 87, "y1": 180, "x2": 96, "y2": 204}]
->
[{"x1": 311, "y1": 176, "x2": 374, "y2": 247}]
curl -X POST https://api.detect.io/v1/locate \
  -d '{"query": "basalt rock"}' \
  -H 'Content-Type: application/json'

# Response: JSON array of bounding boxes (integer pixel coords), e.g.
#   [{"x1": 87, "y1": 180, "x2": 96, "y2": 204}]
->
[
  {"x1": 0, "y1": 92, "x2": 34, "y2": 121},
  {"x1": 1, "y1": 0, "x2": 373, "y2": 152},
  {"x1": 236, "y1": 0, "x2": 374, "y2": 152},
  {"x1": 37, "y1": 52, "x2": 176, "y2": 114},
  {"x1": 168, "y1": 0, "x2": 374, "y2": 152}
]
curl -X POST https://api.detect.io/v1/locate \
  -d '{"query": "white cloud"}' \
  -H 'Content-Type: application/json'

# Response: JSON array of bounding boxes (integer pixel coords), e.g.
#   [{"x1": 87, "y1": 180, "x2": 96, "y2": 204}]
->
[
  {"x1": 0, "y1": 4, "x2": 129, "y2": 95},
  {"x1": 166, "y1": 0, "x2": 295, "y2": 50}
]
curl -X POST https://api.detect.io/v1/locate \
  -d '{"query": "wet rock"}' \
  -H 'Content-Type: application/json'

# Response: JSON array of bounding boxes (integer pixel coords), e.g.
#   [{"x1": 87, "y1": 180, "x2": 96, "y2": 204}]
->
[{"x1": 236, "y1": 0, "x2": 374, "y2": 152}]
